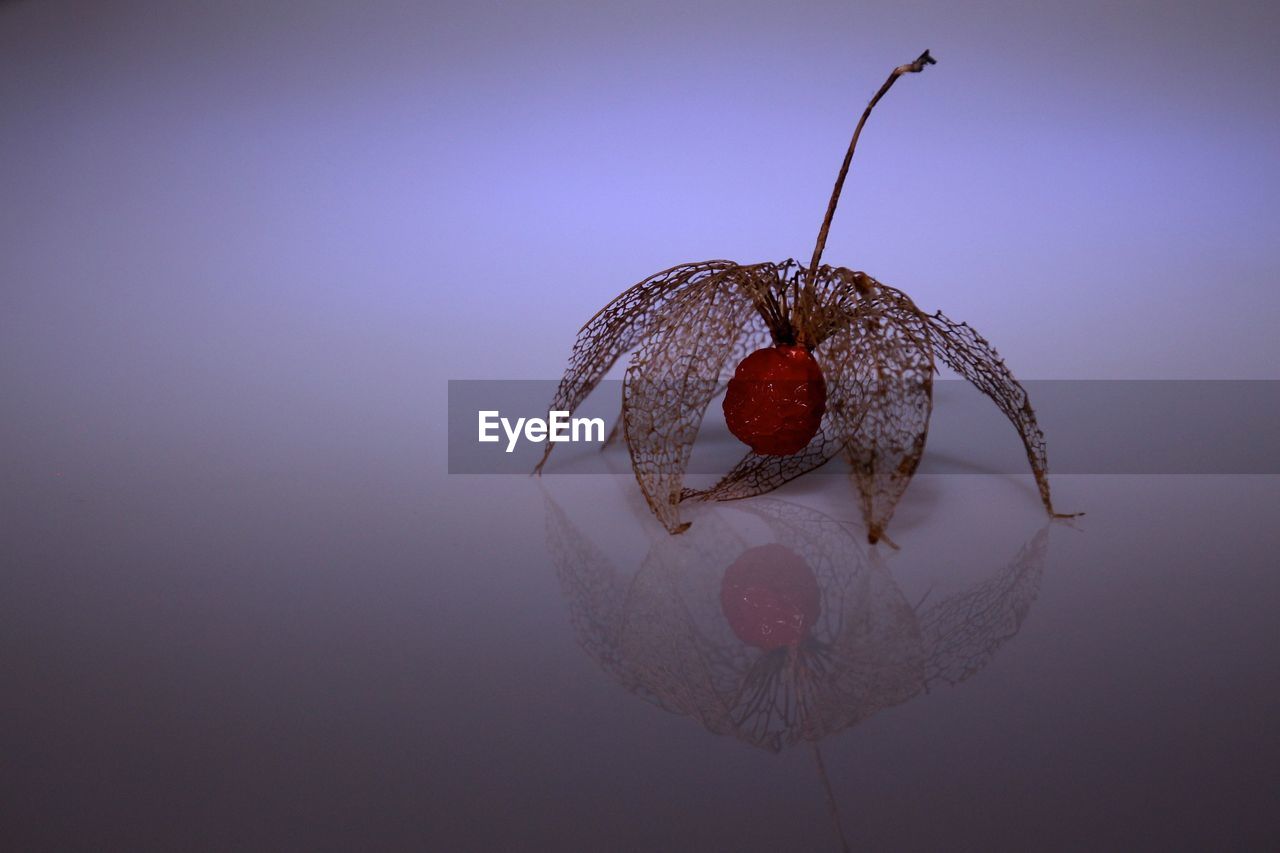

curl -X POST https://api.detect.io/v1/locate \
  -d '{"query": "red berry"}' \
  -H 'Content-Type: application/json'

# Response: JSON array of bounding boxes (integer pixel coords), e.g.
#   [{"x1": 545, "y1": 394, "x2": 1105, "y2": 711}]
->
[
  {"x1": 720, "y1": 544, "x2": 821, "y2": 650},
  {"x1": 722, "y1": 345, "x2": 826, "y2": 456}
]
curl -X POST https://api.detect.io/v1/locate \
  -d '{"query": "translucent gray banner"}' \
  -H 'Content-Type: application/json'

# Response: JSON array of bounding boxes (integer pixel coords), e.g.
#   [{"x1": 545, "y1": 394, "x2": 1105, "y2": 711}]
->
[{"x1": 447, "y1": 380, "x2": 1280, "y2": 475}]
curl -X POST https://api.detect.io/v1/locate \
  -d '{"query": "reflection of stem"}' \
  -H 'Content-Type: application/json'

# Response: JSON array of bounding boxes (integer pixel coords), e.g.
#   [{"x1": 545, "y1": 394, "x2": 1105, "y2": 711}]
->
[
  {"x1": 809, "y1": 741, "x2": 852, "y2": 853},
  {"x1": 790, "y1": 640, "x2": 851, "y2": 853}
]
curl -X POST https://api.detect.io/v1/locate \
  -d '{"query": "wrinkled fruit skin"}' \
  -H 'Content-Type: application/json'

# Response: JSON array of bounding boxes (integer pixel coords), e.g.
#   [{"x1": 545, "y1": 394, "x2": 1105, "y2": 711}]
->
[
  {"x1": 723, "y1": 345, "x2": 827, "y2": 456},
  {"x1": 720, "y1": 544, "x2": 821, "y2": 650}
]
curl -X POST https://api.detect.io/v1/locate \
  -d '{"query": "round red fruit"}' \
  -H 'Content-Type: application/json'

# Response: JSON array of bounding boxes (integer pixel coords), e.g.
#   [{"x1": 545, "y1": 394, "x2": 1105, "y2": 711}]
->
[{"x1": 722, "y1": 345, "x2": 826, "y2": 456}]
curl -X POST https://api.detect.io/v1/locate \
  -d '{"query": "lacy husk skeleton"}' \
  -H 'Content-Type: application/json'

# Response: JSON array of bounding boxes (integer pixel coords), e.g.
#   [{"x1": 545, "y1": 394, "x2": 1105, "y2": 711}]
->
[{"x1": 537, "y1": 51, "x2": 1078, "y2": 543}]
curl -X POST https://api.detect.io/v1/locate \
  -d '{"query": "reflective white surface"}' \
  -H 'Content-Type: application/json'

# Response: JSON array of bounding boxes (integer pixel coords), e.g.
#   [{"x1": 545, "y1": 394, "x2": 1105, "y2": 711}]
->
[{"x1": 3, "y1": 0, "x2": 1278, "y2": 848}]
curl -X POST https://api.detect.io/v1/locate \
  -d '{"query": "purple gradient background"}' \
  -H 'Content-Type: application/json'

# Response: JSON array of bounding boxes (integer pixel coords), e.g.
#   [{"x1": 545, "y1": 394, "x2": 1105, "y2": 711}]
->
[{"x1": 3, "y1": 1, "x2": 1279, "y2": 850}]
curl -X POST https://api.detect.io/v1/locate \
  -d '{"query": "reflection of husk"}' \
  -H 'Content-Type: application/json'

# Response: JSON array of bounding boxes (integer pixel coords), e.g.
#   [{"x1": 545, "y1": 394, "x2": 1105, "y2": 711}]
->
[
  {"x1": 545, "y1": 493, "x2": 1048, "y2": 753},
  {"x1": 921, "y1": 530, "x2": 1048, "y2": 688}
]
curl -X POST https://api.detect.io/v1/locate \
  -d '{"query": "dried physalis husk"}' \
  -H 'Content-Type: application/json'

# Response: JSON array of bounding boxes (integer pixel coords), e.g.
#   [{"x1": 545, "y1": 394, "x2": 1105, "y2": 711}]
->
[{"x1": 538, "y1": 50, "x2": 1078, "y2": 542}]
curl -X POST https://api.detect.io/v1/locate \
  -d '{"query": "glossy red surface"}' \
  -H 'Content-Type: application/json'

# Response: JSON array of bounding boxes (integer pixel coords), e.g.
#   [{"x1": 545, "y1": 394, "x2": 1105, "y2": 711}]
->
[{"x1": 722, "y1": 345, "x2": 827, "y2": 456}]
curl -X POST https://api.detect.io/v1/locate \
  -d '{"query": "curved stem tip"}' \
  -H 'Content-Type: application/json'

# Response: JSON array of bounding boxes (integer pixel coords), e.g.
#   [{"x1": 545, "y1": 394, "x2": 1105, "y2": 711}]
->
[{"x1": 806, "y1": 50, "x2": 936, "y2": 284}]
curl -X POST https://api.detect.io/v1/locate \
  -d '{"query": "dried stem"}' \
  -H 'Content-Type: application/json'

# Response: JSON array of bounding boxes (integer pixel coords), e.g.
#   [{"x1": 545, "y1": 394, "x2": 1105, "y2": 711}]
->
[{"x1": 800, "y1": 49, "x2": 936, "y2": 339}]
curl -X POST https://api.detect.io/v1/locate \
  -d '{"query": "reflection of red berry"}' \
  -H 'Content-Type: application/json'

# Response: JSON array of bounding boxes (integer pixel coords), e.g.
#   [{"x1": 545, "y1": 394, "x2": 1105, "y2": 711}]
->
[
  {"x1": 723, "y1": 345, "x2": 827, "y2": 456},
  {"x1": 720, "y1": 544, "x2": 821, "y2": 650}
]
